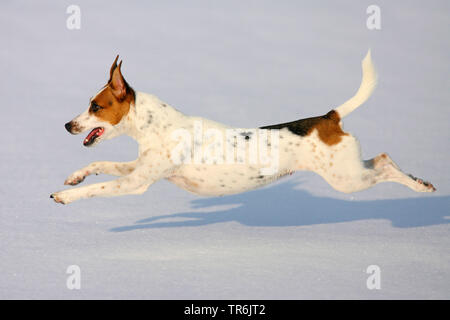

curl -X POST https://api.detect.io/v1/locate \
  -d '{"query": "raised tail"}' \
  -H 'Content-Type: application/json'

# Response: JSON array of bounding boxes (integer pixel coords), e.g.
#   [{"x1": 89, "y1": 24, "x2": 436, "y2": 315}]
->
[{"x1": 334, "y1": 50, "x2": 377, "y2": 118}]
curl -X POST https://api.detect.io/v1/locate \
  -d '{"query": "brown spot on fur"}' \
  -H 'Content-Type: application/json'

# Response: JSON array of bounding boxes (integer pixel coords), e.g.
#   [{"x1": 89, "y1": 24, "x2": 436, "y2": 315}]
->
[
  {"x1": 311, "y1": 111, "x2": 347, "y2": 145},
  {"x1": 90, "y1": 57, "x2": 135, "y2": 126},
  {"x1": 91, "y1": 86, "x2": 134, "y2": 125},
  {"x1": 371, "y1": 153, "x2": 390, "y2": 170},
  {"x1": 260, "y1": 110, "x2": 347, "y2": 146}
]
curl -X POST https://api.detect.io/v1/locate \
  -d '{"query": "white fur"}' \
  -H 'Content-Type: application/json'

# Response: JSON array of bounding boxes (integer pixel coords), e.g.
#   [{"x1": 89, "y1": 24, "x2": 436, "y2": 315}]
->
[
  {"x1": 335, "y1": 50, "x2": 377, "y2": 118},
  {"x1": 51, "y1": 53, "x2": 434, "y2": 204}
]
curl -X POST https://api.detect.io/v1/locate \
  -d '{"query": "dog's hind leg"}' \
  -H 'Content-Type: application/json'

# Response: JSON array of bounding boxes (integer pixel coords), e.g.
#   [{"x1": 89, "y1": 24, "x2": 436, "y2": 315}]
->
[
  {"x1": 64, "y1": 160, "x2": 138, "y2": 185},
  {"x1": 364, "y1": 153, "x2": 436, "y2": 192},
  {"x1": 312, "y1": 136, "x2": 435, "y2": 193}
]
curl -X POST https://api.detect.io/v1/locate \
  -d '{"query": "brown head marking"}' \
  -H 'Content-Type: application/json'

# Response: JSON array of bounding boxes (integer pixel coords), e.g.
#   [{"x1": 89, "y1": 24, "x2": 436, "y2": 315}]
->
[{"x1": 90, "y1": 55, "x2": 135, "y2": 125}]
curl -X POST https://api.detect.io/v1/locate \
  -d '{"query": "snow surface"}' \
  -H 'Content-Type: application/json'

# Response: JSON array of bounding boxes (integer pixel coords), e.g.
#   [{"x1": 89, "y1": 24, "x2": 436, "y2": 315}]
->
[{"x1": 0, "y1": 0, "x2": 449, "y2": 299}]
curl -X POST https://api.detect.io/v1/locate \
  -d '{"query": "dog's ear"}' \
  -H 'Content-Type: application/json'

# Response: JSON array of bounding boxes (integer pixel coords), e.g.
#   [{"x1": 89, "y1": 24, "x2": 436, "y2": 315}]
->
[
  {"x1": 110, "y1": 59, "x2": 127, "y2": 100},
  {"x1": 109, "y1": 55, "x2": 119, "y2": 82}
]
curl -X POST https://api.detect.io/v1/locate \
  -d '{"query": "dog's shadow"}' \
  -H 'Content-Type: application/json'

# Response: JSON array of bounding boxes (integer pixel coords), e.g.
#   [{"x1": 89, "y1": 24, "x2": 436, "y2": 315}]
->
[{"x1": 110, "y1": 179, "x2": 449, "y2": 232}]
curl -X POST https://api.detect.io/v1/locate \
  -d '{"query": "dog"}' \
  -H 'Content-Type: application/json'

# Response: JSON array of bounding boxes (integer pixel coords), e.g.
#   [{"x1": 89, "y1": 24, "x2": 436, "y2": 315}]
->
[{"x1": 51, "y1": 51, "x2": 435, "y2": 205}]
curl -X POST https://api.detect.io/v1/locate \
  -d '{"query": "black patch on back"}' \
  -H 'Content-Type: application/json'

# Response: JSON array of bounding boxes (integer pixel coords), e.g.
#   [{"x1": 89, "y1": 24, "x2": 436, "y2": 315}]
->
[{"x1": 260, "y1": 110, "x2": 337, "y2": 136}]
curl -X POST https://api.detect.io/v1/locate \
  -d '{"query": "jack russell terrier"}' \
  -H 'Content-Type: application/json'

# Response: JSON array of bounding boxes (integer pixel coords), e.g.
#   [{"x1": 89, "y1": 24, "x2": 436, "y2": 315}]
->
[{"x1": 51, "y1": 51, "x2": 435, "y2": 205}]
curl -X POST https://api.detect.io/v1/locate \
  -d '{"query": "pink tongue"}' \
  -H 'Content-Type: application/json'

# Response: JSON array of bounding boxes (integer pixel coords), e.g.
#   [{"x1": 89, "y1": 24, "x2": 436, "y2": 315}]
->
[{"x1": 84, "y1": 128, "x2": 103, "y2": 143}]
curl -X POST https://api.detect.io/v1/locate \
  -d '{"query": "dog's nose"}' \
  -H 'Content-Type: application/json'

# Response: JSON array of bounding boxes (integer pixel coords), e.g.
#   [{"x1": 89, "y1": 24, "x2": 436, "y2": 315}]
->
[{"x1": 65, "y1": 121, "x2": 73, "y2": 133}]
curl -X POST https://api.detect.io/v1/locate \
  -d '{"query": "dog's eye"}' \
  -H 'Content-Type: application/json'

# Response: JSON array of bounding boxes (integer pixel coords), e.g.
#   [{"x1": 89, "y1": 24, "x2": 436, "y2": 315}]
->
[{"x1": 90, "y1": 103, "x2": 102, "y2": 113}]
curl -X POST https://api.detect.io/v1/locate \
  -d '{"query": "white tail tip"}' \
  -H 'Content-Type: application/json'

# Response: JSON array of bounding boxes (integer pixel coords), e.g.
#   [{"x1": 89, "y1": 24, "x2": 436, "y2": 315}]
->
[{"x1": 335, "y1": 50, "x2": 377, "y2": 118}]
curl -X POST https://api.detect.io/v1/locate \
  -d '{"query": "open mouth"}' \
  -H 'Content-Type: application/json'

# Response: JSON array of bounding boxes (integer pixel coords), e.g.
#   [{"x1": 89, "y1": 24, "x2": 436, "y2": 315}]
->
[{"x1": 83, "y1": 127, "x2": 104, "y2": 146}]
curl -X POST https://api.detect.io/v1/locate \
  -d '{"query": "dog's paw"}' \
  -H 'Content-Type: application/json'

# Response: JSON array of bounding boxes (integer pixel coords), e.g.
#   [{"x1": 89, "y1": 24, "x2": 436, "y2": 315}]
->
[
  {"x1": 408, "y1": 174, "x2": 436, "y2": 192},
  {"x1": 50, "y1": 191, "x2": 74, "y2": 205},
  {"x1": 64, "y1": 170, "x2": 89, "y2": 186}
]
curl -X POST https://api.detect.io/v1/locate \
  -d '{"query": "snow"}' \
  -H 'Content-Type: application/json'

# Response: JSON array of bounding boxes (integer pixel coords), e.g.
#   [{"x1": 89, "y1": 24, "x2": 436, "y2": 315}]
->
[{"x1": 0, "y1": 0, "x2": 449, "y2": 299}]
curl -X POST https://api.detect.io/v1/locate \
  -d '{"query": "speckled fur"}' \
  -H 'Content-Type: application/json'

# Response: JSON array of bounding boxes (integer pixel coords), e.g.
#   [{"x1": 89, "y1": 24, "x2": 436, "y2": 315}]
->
[{"x1": 51, "y1": 53, "x2": 435, "y2": 204}]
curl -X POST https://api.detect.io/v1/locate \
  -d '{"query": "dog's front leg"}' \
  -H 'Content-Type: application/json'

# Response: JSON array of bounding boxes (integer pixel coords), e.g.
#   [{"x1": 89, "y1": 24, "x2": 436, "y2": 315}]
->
[
  {"x1": 52, "y1": 168, "x2": 157, "y2": 204},
  {"x1": 64, "y1": 160, "x2": 139, "y2": 185},
  {"x1": 51, "y1": 154, "x2": 174, "y2": 204}
]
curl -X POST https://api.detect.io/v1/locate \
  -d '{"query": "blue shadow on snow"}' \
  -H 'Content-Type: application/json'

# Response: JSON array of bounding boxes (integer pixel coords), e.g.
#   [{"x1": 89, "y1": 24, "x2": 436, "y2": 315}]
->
[{"x1": 110, "y1": 179, "x2": 449, "y2": 232}]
